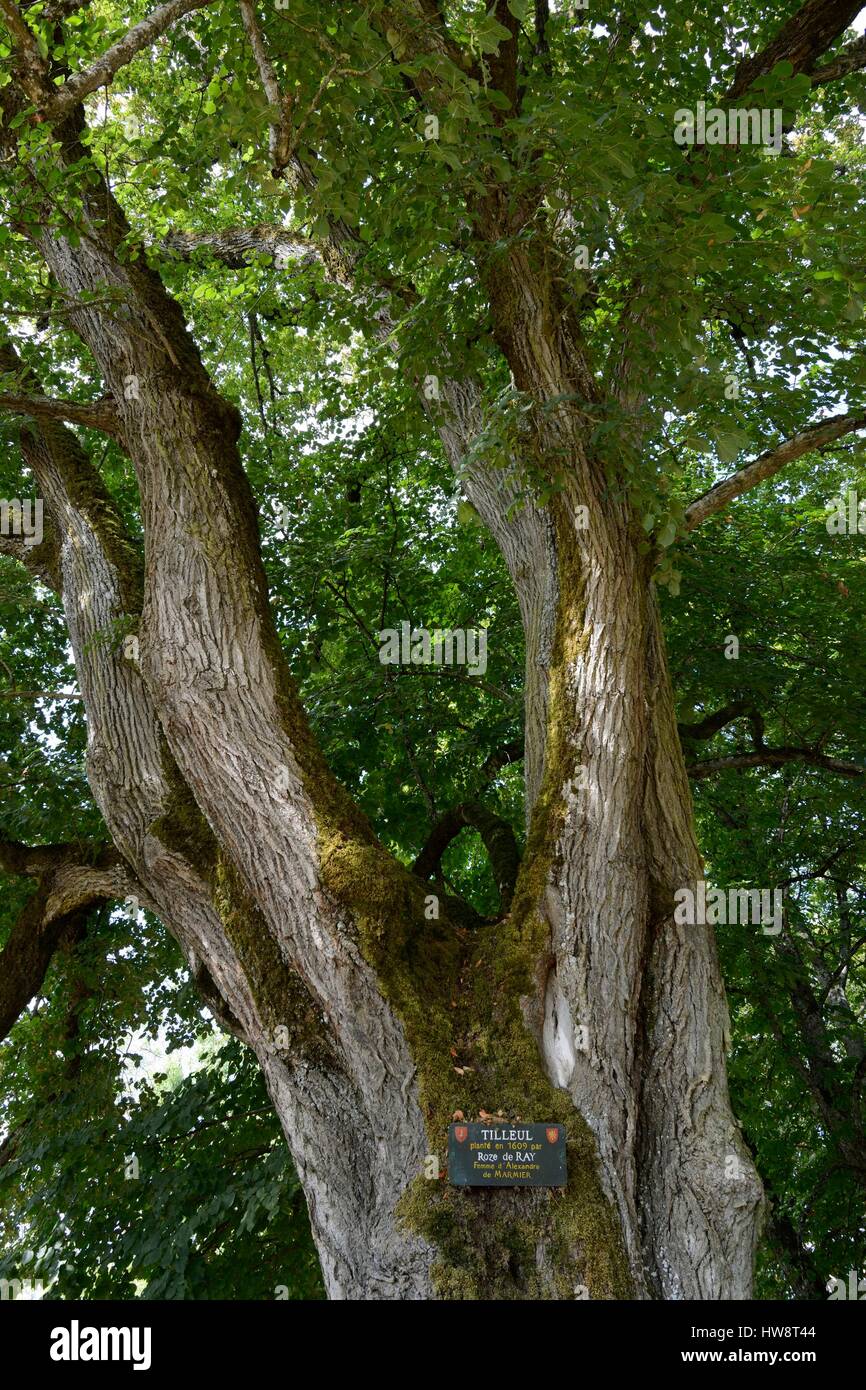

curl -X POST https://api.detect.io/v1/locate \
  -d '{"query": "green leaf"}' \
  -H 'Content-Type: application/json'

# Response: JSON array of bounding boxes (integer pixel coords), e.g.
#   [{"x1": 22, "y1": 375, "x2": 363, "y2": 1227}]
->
[{"x1": 475, "y1": 14, "x2": 513, "y2": 53}]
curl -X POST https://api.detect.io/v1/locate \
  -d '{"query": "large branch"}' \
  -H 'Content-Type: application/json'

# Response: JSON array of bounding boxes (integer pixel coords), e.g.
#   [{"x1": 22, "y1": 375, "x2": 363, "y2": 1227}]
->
[
  {"x1": 0, "y1": 835, "x2": 105, "y2": 877},
  {"x1": 725, "y1": 0, "x2": 864, "y2": 100},
  {"x1": 686, "y1": 747, "x2": 864, "y2": 780},
  {"x1": 685, "y1": 410, "x2": 866, "y2": 531},
  {"x1": 0, "y1": 0, "x2": 48, "y2": 100},
  {"x1": 0, "y1": 390, "x2": 121, "y2": 437},
  {"x1": 0, "y1": 0, "x2": 38, "y2": 49},
  {"x1": 811, "y1": 32, "x2": 866, "y2": 82},
  {"x1": 162, "y1": 225, "x2": 317, "y2": 273},
  {"x1": 13, "y1": 112, "x2": 446, "y2": 1294},
  {"x1": 42, "y1": 0, "x2": 216, "y2": 121},
  {"x1": 238, "y1": 0, "x2": 293, "y2": 173},
  {"x1": 0, "y1": 343, "x2": 264, "y2": 1052},
  {"x1": 0, "y1": 843, "x2": 131, "y2": 1041}
]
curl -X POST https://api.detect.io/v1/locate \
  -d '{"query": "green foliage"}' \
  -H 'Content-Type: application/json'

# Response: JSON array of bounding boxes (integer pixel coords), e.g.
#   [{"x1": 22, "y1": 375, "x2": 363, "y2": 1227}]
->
[
  {"x1": 663, "y1": 453, "x2": 866, "y2": 1297},
  {"x1": 0, "y1": 908, "x2": 323, "y2": 1300}
]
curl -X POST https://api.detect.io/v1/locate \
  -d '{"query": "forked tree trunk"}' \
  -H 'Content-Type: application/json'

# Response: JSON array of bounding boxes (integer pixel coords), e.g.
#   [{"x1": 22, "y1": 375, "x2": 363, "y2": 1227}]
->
[
  {"x1": 465, "y1": 234, "x2": 765, "y2": 1296},
  {"x1": 517, "y1": 478, "x2": 764, "y2": 1297},
  {"x1": 6, "y1": 112, "x2": 765, "y2": 1299}
]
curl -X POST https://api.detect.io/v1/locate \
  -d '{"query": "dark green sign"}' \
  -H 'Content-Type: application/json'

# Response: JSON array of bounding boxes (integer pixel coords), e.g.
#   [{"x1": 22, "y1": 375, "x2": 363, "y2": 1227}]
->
[{"x1": 447, "y1": 1123, "x2": 567, "y2": 1187}]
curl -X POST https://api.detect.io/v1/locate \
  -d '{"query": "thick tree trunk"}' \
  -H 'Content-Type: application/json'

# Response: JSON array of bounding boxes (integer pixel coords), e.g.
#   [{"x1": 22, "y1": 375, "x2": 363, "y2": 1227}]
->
[
  {"x1": 469, "y1": 232, "x2": 765, "y2": 1296},
  {"x1": 16, "y1": 142, "x2": 436, "y2": 1301},
  {"x1": 3, "y1": 98, "x2": 767, "y2": 1298},
  {"x1": 517, "y1": 481, "x2": 763, "y2": 1297}
]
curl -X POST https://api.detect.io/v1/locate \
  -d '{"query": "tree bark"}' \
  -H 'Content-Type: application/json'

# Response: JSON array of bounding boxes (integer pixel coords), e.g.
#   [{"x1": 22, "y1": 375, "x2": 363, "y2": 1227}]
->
[
  {"x1": 7, "y1": 188, "x2": 435, "y2": 1299},
  {"x1": 468, "y1": 229, "x2": 765, "y2": 1296},
  {"x1": 0, "y1": 84, "x2": 766, "y2": 1298}
]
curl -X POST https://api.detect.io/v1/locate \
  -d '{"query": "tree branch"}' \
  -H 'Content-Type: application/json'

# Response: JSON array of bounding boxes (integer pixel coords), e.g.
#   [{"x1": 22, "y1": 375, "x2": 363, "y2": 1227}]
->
[
  {"x1": 238, "y1": 0, "x2": 293, "y2": 174},
  {"x1": 0, "y1": 526, "x2": 61, "y2": 588},
  {"x1": 480, "y1": 737, "x2": 524, "y2": 779},
  {"x1": 39, "y1": 0, "x2": 92, "y2": 22},
  {"x1": 684, "y1": 410, "x2": 866, "y2": 531},
  {"x1": 0, "y1": 0, "x2": 39, "y2": 51},
  {"x1": 533, "y1": 0, "x2": 550, "y2": 61},
  {"x1": 0, "y1": 689, "x2": 83, "y2": 699},
  {"x1": 0, "y1": 336, "x2": 142, "y2": 605},
  {"x1": 0, "y1": 842, "x2": 134, "y2": 1042},
  {"x1": 0, "y1": 345, "x2": 65, "y2": 586},
  {"x1": 375, "y1": 1, "x2": 474, "y2": 99},
  {"x1": 811, "y1": 32, "x2": 866, "y2": 82},
  {"x1": 686, "y1": 748, "x2": 864, "y2": 780},
  {"x1": 413, "y1": 800, "x2": 521, "y2": 911},
  {"x1": 485, "y1": 1, "x2": 520, "y2": 114},
  {"x1": 0, "y1": 0, "x2": 48, "y2": 100},
  {"x1": 42, "y1": 0, "x2": 216, "y2": 121},
  {"x1": 0, "y1": 835, "x2": 105, "y2": 877},
  {"x1": 0, "y1": 391, "x2": 121, "y2": 437},
  {"x1": 678, "y1": 700, "x2": 755, "y2": 746},
  {"x1": 162, "y1": 225, "x2": 317, "y2": 272},
  {"x1": 725, "y1": 0, "x2": 864, "y2": 101}
]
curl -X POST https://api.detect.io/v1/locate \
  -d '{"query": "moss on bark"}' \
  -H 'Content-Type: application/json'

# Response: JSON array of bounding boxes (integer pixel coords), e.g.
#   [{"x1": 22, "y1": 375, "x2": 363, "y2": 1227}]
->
[{"x1": 290, "y1": 489, "x2": 632, "y2": 1298}]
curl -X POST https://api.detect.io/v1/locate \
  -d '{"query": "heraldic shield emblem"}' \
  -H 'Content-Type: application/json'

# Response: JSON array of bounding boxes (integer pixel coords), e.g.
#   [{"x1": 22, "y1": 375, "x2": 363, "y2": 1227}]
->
[
  {"x1": 545, "y1": 1126, "x2": 559, "y2": 1144},
  {"x1": 454, "y1": 1125, "x2": 469, "y2": 1143}
]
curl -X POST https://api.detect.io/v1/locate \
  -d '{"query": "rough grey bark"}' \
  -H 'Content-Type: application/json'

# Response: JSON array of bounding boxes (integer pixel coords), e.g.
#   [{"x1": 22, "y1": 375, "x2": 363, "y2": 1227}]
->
[
  {"x1": 471, "y1": 227, "x2": 765, "y2": 1296},
  {"x1": 4, "y1": 123, "x2": 761, "y2": 1300},
  {"x1": 0, "y1": 0, "x2": 808, "y2": 1297},
  {"x1": 3, "y1": 326, "x2": 434, "y2": 1299},
  {"x1": 9, "y1": 116, "x2": 438, "y2": 1300},
  {"x1": 160, "y1": 202, "x2": 769, "y2": 1297}
]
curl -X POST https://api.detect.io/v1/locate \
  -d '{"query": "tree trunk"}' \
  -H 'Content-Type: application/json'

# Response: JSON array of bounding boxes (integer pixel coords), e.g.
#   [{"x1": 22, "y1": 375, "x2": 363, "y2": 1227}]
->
[
  {"x1": 5, "y1": 105, "x2": 765, "y2": 1299},
  {"x1": 518, "y1": 480, "x2": 764, "y2": 1297},
  {"x1": 470, "y1": 234, "x2": 766, "y2": 1296}
]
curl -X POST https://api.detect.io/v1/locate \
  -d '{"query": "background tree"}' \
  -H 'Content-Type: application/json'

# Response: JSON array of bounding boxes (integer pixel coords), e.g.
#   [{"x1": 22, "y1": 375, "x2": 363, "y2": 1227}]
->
[{"x1": 0, "y1": 0, "x2": 864, "y2": 1300}]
